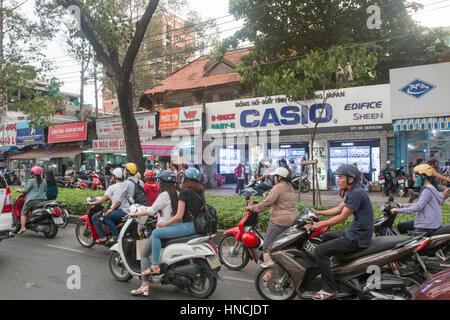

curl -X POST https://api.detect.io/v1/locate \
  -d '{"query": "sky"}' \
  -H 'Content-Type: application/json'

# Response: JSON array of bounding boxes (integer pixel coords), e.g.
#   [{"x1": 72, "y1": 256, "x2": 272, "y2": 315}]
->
[{"x1": 19, "y1": 0, "x2": 450, "y2": 108}]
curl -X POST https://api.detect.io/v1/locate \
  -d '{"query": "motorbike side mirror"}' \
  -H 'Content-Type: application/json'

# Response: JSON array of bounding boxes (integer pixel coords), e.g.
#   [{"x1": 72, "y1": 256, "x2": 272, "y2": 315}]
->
[{"x1": 388, "y1": 195, "x2": 394, "y2": 202}]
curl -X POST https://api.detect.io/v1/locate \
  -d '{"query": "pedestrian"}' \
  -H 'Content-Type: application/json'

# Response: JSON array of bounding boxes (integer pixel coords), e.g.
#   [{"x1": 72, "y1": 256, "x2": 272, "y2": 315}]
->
[
  {"x1": 45, "y1": 170, "x2": 58, "y2": 200},
  {"x1": 234, "y1": 163, "x2": 246, "y2": 194},
  {"x1": 289, "y1": 158, "x2": 297, "y2": 176},
  {"x1": 104, "y1": 161, "x2": 113, "y2": 188}
]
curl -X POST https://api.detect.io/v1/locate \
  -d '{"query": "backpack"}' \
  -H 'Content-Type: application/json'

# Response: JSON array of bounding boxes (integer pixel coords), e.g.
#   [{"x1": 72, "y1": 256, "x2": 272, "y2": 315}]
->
[
  {"x1": 187, "y1": 189, "x2": 218, "y2": 236},
  {"x1": 129, "y1": 179, "x2": 148, "y2": 205}
]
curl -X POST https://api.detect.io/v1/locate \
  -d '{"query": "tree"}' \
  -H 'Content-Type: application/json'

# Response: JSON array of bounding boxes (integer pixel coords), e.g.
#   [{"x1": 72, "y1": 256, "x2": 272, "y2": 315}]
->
[
  {"x1": 38, "y1": 0, "x2": 162, "y2": 173},
  {"x1": 0, "y1": 0, "x2": 60, "y2": 130}
]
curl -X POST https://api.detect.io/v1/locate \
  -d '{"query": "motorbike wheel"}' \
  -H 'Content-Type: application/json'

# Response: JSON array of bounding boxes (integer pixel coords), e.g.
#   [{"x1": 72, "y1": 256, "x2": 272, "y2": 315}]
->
[
  {"x1": 108, "y1": 251, "x2": 132, "y2": 282},
  {"x1": 218, "y1": 234, "x2": 250, "y2": 270},
  {"x1": 188, "y1": 261, "x2": 218, "y2": 299},
  {"x1": 255, "y1": 267, "x2": 297, "y2": 300},
  {"x1": 60, "y1": 209, "x2": 69, "y2": 228},
  {"x1": 300, "y1": 180, "x2": 310, "y2": 193},
  {"x1": 43, "y1": 222, "x2": 58, "y2": 239},
  {"x1": 75, "y1": 220, "x2": 94, "y2": 248}
]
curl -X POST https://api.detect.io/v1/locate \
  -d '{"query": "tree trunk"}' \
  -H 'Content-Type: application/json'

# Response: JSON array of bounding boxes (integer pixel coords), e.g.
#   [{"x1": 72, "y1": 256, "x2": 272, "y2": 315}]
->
[{"x1": 116, "y1": 77, "x2": 145, "y2": 173}]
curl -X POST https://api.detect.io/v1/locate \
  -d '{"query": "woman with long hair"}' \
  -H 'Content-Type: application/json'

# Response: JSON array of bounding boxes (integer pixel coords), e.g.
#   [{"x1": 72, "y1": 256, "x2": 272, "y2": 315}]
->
[
  {"x1": 392, "y1": 164, "x2": 446, "y2": 235},
  {"x1": 126, "y1": 170, "x2": 179, "y2": 296},
  {"x1": 45, "y1": 170, "x2": 58, "y2": 200},
  {"x1": 17, "y1": 166, "x2": 47, "y2": 234}
]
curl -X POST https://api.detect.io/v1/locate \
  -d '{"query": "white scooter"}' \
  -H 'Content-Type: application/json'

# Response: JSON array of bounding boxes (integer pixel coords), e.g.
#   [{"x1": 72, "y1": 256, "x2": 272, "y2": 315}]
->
[{"x1": 108, "y1": 204, "x2": 221, "y2": 299}]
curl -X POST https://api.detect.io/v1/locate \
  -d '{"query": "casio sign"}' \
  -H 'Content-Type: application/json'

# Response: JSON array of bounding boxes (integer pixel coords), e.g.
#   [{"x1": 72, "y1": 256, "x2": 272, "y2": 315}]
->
[{"x1": 240, "y1": 104, "x2": 333, "y2": 128}]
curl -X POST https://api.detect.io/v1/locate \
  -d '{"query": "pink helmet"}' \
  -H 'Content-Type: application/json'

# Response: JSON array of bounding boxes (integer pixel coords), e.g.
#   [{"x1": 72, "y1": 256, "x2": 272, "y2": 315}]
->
[{"x1": 31, "y1": 166, "x2": 43, "y2": 175}]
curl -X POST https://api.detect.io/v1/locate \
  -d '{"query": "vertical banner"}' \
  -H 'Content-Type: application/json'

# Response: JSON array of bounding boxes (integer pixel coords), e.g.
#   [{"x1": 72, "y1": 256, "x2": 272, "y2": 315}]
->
[{"x1": 312, "y1": 140, "x2": 328, "y2": 190}]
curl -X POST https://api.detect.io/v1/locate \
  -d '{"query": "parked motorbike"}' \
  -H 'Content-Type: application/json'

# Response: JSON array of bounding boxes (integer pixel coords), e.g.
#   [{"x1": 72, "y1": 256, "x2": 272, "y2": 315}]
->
[
  {"x1": 379, "y1": 162, "x2": 396, "y2": 197},
  {"x1": 108, "y1": 204, "x2": 221, "y2": 298},
  {"x1": 3, "y1": 169, "x2": 19, "y2": 185},
  {"x1": 13, "y1": 193, "x2": 66, "y2": 238},
  {"x1": 394, "y1": 162, "x2": 407, "y2": 197},
  {"x1": 240, "y1": 178, "x2": 272, "y2": 197},
  {"x1": 254, "y1": 209, "x2": 430, "y2": 300},
  {"x1": 218, "y1": 192, "x2": 329, "y2": 270},
  {"x1": 374, "y1": 196, "x2": 450, "y2": 276},
  {"x1": 291, "y1": 174, "x2": 311, "y2": 193}
]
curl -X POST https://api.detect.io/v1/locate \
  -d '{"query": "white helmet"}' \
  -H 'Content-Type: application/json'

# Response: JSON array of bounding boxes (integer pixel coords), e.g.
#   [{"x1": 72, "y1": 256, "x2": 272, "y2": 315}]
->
[
  {"x1": 112, "y1": 168, "x2": 124, "y2": 179},
  {"x1": 271, "y1": 167, "x2": 290, "y2": 178}
]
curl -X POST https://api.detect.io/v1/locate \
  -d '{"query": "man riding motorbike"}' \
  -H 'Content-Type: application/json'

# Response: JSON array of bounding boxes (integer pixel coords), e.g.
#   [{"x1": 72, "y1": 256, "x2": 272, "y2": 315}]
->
[
  {"x1": 306, "y1": 164, "x2": 374, "y2": 300},
  {"x1": 90, "y1": 168, "x2": 125, "y2": 244},
  {"x1": 391, "y1": 164, "x2": 447, "y2": 235}
]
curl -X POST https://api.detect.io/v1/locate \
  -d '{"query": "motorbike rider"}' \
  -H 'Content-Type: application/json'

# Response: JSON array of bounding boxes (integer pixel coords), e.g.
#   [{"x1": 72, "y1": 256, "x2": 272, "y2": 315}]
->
[
  {"x1": 90, "y1": 168, "x2": 125, "y2": 244},
  {"x1": 254, "y1": 161, "x2": 273, "y2": 195},
  {"x1": 126, "y1": 170, "x2": 179, "y2": 296},
  {"x1": 141, "y1": 167, "x2": 203, "y2": 277},
  {"x1": 17, "y1": 166, "x2": 47, "y2": 235},
  {"x1": 104, "y1": 163, "x2": 144, "y2": 245},
  {"x1": 428, "y1": 158, "x2": 450, "y2": 185},
  {"x1": 305, "y1": 164, "x2": 374, "y2": 300},
  {"x1": 391, "y1": 164, "x2": 448, "y2": 235},
  {"x1": 143, "y1": 170, "x2": 159, "y2": 206},
  {"x1": 289, "y1": 158, "x2": 297, "y2": 175},
  {"x1": 245, "y1": 167, "x2": 298, "y2": 280}
]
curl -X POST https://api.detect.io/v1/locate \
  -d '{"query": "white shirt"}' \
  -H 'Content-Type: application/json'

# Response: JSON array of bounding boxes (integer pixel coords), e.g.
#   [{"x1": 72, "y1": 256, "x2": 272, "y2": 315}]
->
[
  {"x1": 145, "y1": 191, "x2": 175, "y2": 223},
  {"x1": 105, "y1": 183, "x2": 122, "y2": 199}
]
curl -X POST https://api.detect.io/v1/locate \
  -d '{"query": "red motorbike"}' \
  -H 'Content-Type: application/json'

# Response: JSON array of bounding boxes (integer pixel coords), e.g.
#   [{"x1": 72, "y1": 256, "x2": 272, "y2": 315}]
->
[
  {"x1": 218, "y1": 193, "x2": 330, "y2": 270},
  {"x1": 75, "y1": 197, "x2": 123, "y2": 248}
]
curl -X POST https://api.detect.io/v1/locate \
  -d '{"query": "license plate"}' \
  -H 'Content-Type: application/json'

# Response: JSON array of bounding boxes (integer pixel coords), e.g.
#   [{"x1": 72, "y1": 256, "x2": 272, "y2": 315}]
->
[
  {"x1": 207, "y1": 255, "x2": 221, "y2": 269},
  {"x1": 398, "y1": 179, "x2": 405, "y2": 184},
  {"x1": 379, "y1": 179, "x2": 385, "y2": 184},
  {"x1": 53, "y1": 217, "x2": 63, "y2": 225}
]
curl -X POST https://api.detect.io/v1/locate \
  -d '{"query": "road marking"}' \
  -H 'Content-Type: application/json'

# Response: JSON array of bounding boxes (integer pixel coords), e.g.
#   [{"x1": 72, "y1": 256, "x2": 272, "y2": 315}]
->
[
  {"x1": 46, "y1": 245, "x2": 84, "y2": 254},
  {"x1": 221, "y1": 276, "x2": 254, "y2": 284}
]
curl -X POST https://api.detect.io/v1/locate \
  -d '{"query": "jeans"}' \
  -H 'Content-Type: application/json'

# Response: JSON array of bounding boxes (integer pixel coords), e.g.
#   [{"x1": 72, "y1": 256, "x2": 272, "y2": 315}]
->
[
  {"x1": 141, "y1": 238, "x2": 153, "y2": 282},
  {"x1": 151, "y1": 221, "x2": 196, "y2": 265},
  {"x1": 104, "y1": 209, "x2": 127, "y2": 239},
  {"x1": 236, "y1": 179, "x2": 245, "y2": 194},
  {"x1": 314, "y1": 231, "x2": 360, "y2": 293},
  {"x1": 92, "y1": 212, "x2": 106, "y2": 238},
  {"x1": 398, "y1": 220, "x2": 436, "y2": 236}
]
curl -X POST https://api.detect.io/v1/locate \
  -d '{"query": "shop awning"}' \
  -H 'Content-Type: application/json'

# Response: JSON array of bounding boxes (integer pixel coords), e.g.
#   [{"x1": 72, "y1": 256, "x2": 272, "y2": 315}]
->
[
  {"x1": 393, "y1": 116, "x2": 449, "y2": 132},
  {"x1": 8, "y1": 145, "x2": 83, "y2": 160}
]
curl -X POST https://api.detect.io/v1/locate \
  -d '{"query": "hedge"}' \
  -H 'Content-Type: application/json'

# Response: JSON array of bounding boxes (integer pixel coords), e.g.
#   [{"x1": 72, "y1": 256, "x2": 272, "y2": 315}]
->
[{"x1": 10, "y1": 187, "x2": 450, "y2": 231}]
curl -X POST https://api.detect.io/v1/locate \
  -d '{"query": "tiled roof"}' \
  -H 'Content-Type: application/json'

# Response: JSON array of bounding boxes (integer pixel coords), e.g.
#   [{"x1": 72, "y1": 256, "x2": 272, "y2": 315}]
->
[{"x1": 144, "y1": 48, "x2": 249, "y2": 95}]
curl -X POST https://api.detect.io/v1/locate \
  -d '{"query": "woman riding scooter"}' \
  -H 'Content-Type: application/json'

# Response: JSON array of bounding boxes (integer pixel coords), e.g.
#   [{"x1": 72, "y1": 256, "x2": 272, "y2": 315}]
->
[
  {"x1": 245, "y1": 167, "x2": 298, "y2": 280},
  {"x1": 126, "y1": 170, "x2": 178, "y2": 296},
  {"x1": 391, "y1": 164, "x2": 448, "y2": 235},
  {"x1": 17, "y1": 166, "x2": 47, "y2": 235},
  {"x1": 141, "y1": 168, "x2": 203, "y2": 278}
]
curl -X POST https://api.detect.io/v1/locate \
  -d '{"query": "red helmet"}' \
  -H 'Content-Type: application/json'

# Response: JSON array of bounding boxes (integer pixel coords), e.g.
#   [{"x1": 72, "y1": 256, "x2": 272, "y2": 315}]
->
[
  {"x1": 31, "y1": 166, "x2": 43, "y2": 175},
  {"x1": 144, "y1": 170, "x2": 155, "y2": 178},
  {"x1": 242, "y1": 232, "x2": 259, "y2": 248}
]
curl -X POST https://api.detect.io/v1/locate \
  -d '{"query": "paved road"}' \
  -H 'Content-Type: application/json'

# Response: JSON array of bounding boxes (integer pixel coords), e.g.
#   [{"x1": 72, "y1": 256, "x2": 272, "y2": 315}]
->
[{"x1": 0, "y1": 224, "x2": 261, "y2": 300}]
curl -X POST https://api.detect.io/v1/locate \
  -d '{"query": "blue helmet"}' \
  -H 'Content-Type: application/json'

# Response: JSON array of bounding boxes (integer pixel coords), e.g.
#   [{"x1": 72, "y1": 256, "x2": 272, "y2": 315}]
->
[
  {"x1": 157, "y1": 170, "x2": 176, "y2": 183},
  {"x1": 183, "y1": 167, "x2": 202, "y2": 182}
]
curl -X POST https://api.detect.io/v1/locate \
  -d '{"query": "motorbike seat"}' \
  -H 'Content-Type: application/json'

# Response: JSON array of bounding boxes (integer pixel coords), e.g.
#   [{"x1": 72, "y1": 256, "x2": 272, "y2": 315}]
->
[
  {"x1": 430, "y1": 224, "x2": 450, "y2": 236},
  {"x1": 161, "y1": 234, "x2": 206, "y2": 248},
  {"x1": 335, "y1": 235, "x2": 411, "y2": 263},
  {"x1": 32, "y1": 200, "x2": 60, "y2": 209}
]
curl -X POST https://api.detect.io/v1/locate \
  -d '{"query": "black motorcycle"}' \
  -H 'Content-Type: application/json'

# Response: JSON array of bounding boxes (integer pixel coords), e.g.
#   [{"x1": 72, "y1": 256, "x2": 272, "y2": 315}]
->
[{"x1": 379, "y1": 163, "x2": 396, "y2": 197}]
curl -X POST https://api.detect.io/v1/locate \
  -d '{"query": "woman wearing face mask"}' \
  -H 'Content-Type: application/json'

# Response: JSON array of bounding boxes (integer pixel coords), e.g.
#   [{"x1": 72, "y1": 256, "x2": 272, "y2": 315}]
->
[{"x1": 392, "y1": 164, "x2": 448, "y2": 235}]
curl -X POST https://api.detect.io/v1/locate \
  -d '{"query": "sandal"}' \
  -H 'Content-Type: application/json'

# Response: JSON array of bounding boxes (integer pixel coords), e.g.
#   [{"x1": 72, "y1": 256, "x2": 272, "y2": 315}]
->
[
  {"x1": 95, "y1": 238, "x2": 108, "y2": 245},
  {"x1": 106, "y1": 238, "x2": 117, "y2": 245},
  {"x1": 313, "y1": 290, "x2": 338, "y2": 300},
  {"x1": 130, "y1": 285, "x2": 150, "y2": 297},
  {"x1": 18, "y1": 229, "x2": 26, "y2": 235},
  {"x1": 141, "y1": 266, "x2": 160, "y2": 276}
]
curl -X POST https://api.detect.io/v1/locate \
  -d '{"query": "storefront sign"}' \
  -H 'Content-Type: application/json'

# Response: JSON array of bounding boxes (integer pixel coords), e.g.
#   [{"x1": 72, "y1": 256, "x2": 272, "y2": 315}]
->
[
  {"x1": 0, "y1": 122, "x2": 16, "y2": 147},
  {"x1": 48, "y1": 122, "x2": 87, "y2": 143},
  {"x1": 93, "y1": 136, "x2": 154, "y2": 153},
  {"x1": 142, "y1": 145, "x2": 174, "y2": 156},
  {"x1": 205, "y1": 84, "x2": 391, "y2": 135},
  {"x1": 159, "y1": 106, "x2": 202, "y2": 131},
  {"x1": 390, "y1": 62, "x2": 450, "y2": 119},
  {"x1": 16, "y1": 121, "x2": 44, "y2": 145},
  {"x1": 96, "y1": 114, "x2": 156, "y2": 139}
]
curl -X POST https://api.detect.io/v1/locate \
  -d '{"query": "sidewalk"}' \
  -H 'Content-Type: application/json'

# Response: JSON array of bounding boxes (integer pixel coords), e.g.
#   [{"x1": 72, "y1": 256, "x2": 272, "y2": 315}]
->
[{"x1": 205, "y1": 185, "x2": 398, "y2": 208}]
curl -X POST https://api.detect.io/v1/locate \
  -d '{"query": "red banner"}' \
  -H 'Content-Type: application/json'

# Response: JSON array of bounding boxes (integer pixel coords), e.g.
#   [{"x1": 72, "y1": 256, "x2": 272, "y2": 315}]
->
[{"x1": 48, "y1": 122, "x2": 87, "y2": 143}]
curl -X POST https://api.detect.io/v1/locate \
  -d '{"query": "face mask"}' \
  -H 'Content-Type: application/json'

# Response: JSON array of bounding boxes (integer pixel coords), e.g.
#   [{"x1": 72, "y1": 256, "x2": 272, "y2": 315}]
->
[{"x1": 415, "y1": 175, "x2": 425, "y2": 187}]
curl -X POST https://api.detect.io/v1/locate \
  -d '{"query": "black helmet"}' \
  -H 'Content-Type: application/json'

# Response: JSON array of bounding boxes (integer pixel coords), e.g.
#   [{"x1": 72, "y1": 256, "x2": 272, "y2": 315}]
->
[
  {"x1": 428, "y1": 158, "x2": 438, "y2": 166},
  {"x1": 157, "y1": 170, "x2": 176, "y2": 183},
  {"x1": 334, "y1": 164, "x2": 361, "y2": 183}
]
